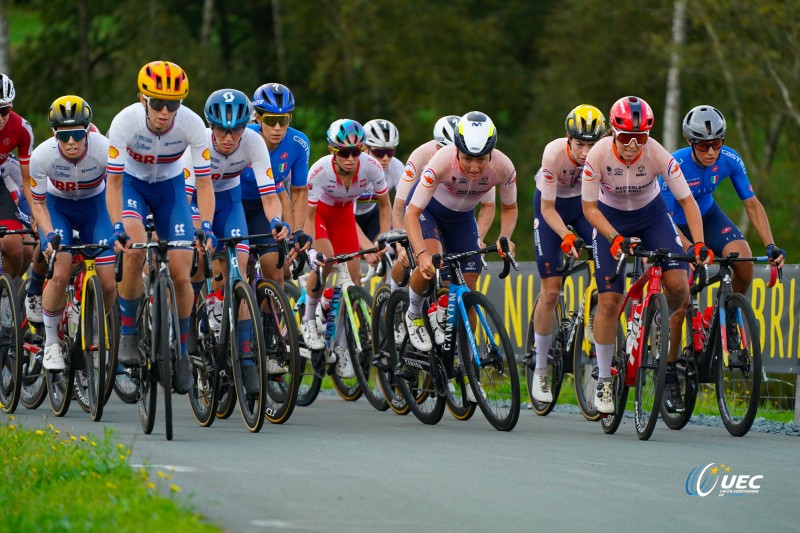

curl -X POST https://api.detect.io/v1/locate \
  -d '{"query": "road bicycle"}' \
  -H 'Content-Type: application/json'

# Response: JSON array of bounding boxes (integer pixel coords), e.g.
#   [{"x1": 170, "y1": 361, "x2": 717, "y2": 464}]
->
[
  {"x1": 601, "y1": 243, "x2": 697, "y2": 440},
  {"x1": 662, "y1": 252, "x2": 777, "y2": 436},
  {"x1": 387, "y1": 238, "x2": 520, "y2": 431}
]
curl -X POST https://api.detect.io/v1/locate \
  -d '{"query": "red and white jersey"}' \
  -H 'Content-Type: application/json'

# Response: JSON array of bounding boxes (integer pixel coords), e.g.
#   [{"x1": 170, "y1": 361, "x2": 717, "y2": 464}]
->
[
  {"x1": 582, "y1": 136, "x2": 691, "y2": 211},
  {"x1": 409, "y1": 145, "x2": 515, "y2": 212},
  {"x1": 106, "y1": 102, "x2": 210, "y2": 183},
  {"x1": 355, "y1": 156, "x2": 403, "y2": 215},
  {"x1": 535, "y1": 137, "x2": 584, "y2": 200},
  {"x1": 182, "y1": 128, "x2": 275, "y2": 196},
  {"x1": 30, "y1": 133, "x2": 109, "y2": 201},
  {"x1": 395, "y1": 140, "x2": 438, "y2": 203},
  {"x1": 0, "y1": 112, "x2": 34, "y2": 165},
  {"x1": 307, "y1": 153, "x2": 387, "y2": 208},
  {"x1": 0, "y1": 156, "x2": 22, "y2": 200}
]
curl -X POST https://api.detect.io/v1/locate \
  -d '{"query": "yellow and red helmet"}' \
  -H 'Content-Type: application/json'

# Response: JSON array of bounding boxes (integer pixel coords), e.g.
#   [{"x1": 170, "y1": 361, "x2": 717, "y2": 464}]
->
[{"x1": 137, "y1": 61, "x2": 189, "y2": 100}]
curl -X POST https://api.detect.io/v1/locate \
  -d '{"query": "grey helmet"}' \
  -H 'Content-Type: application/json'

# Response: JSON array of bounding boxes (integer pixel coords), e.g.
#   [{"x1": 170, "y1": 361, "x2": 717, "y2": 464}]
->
[
  {"x1": 682, "y1": 105, "x2": 726, "y2": 142},
  {"x1": 433, "y1": 115, "x2": 460, "y2": 147},
  {"x1": 364, "y1": 119, "x2": 399, "y2": 148},
  {"x1": 0, "y1": 74, "x2": 14, "y2": 105}
]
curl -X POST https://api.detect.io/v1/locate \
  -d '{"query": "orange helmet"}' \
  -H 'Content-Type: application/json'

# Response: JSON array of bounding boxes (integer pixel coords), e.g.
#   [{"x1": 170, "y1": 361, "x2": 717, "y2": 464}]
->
[{"x1": 137, "y1": 61, "x2": 189, "y2": 100}]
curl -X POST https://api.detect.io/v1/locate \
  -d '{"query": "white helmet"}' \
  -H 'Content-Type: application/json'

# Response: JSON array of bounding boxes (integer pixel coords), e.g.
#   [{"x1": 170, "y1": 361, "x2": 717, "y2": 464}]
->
[
  {"x1": 454, "y1": 111, "x2": 497, "y2": 157},
  {"x1": 0, "y1": 74, "x2": 15, "y2": 105},
  {"x1": 364, "y1": 119, "x2": 399, "y2": 148},
  {"x1": 433, "y1": 115, "x2": 460, "y2": 147}
]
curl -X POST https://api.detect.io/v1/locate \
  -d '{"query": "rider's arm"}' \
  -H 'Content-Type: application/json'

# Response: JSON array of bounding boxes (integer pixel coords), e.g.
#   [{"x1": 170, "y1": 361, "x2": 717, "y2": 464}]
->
[
  {"x1": 290, "y1": 185, "x2": 307, "y2": 233},
  {"x1": 20, "y1": 163, "x2": 33, "y2": 212},
  {"x1": 376, "y1": 191, "x2": 391, "y2": 236},
  {"x1": 742, "y1": 196, "x2": 775, "y2": 248},
  {"x1": 476, "y1": 187, "x2": 495, "y2": 242},
  {"x1": 30, "y1": 198, "x2": 53, "y2": 237},
  {"x1": 106, "y1": 174, "x2": 123, "y2": 223},
  {"x1": 28, "y1": 154, "x2": 52, "y2": 235},
  {"x1": 676, "y1": 193, "x2": 706, "y2": 247},
  {"x1": 582, "y1": 199, "x2": 618, "y2": 242},
  {"x1": 195, "y1": 176, "x2": 215, "y2": 222},
  {"x1": 540, "y1": 198, "x2": 571, "y2": 239}
]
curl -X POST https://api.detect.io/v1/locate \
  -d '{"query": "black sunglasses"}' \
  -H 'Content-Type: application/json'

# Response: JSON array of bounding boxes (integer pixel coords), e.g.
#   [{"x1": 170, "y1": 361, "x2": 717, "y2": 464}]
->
[
  {"x1": 146, "y1": 96, "x2": 182, "y2": 112},
  {"x1": 55, "y1": 128, "x2": 88, "y2": 142}
]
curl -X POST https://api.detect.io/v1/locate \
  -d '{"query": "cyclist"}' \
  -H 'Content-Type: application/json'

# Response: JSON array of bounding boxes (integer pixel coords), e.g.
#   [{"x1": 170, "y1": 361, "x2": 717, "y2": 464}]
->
[
  {"x1": 357, "y1": 119, "x2": 402, "y2": 245},
  {"x1": 29, "y1": 95, "x2": 117, "y2": 370},
  {"x1": 0, "y1": 73, "x2": 34, "y2": 281},
  {"x1": 660, "y1": 105, "x2": 786, "y2": 294},
  {"x1": 106, "y1": 60, "x2": 214, "y2": 394},
  {"x1": 300, "y1": 119, "x2": 390, "y2": 378},
  {"x1": 183, "y1": 89, "x2": 287, "y2": 383},
  {"x1": 581, "y1": 96, "x2": 710, "y2": 414},
  {"x1": 402, "y1": 111, "x2": 517, "y2": 358},
  {"x1": 241, "y1": 83, "x2": 311, "y2": 283},
  {"x1": 526, "y1": 104, "x2": 607, "y2": 403}
]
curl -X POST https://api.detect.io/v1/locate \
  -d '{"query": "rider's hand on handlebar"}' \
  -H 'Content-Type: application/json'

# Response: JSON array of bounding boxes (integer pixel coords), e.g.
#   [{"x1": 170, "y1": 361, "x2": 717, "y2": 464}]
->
[
  {"x1": 42, "y1": 231, "x2": 59, "y2": 259},
  {"x1": 766, "y1": 243, "x2": 786, "y2": 268},
  {"x1": 200, "y1": 220, "x2": 217, "y2": 253},
  {"x1": 560, "y1": 233, "x2": 581, "y2": 259},
  {"x1": 496, "y1": 237, "x2": 515, "y2": 258},
  {"x1": 417, "y1": 250, "x2": 435, "y2": 280},
  {"x1": 395, "y1": 245, "x2": 410, "y2": 267},
  {"x1": 270, "y1": 218, "x2": 290, "y2": 241},
  {"x1": 110, "y1": 222, "x2": 129, "y2": 253},
  {"x1": 692, "y1": 241, "x2": 714, "y2": 266},
  {"x1": 610, "y1": 235, "x2": 640, "y2": 259}
]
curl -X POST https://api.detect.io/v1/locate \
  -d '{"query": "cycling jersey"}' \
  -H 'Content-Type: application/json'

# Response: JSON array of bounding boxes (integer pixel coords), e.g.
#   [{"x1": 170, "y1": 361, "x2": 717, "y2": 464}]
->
[
  {"x1": 307, "y1": 153, "x2": 387, "y2": 208},
  {"x1": 1, "y1": 155, "x2": 21, "y2": 200},
  {"x1": 395, "y1": 140, "x2": 438, "y2": 203},
  {"x1": 582, "y1": 136, "x2": 691, "y2": 210},
  {"x1": 660, "y1": 146, "x2": 754, "y2": 225},
  {"x1": 535, "y1": 137, "x2": 584, "y2": 200},
  {"x1": 29, "y1": 133, "x2": 109, "y2": 201},
  {"x1": 355, "y1": 156, "x2": 402, "y2": 215},
  {"x1": 182, "y1": 128, "x2": 275, "y2": 196},
  {"x1": 409, "y1": 145, "x2": 515, "y2": 212},
  {"x1": 240, "y1": 124, "x2": 310, "y2": 200},
  {"x1": 0, "y1": 112, "x2": 34, "y2": 166},
  {"x1": 106, "y1": 102, "x2": 210, "y2": 182}
]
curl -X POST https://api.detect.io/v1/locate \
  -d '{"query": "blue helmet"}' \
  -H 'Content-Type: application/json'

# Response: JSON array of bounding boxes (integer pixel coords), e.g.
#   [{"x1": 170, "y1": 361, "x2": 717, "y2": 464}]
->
[
  {"x1": 327, "y1": 119, "x2": 364, "y2": 148},
  {"x1": 252, "y1": 83, "x2": 295, "y2": 114},
  {"x1": 204, "y1": 89, "x2": 252, "y2": 129}
]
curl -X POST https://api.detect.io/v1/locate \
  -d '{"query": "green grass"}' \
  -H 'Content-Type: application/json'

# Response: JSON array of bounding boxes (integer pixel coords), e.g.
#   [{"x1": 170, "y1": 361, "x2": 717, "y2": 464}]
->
[{"x1": 0, "y1": 417, "x2": 220, "y2": 532}]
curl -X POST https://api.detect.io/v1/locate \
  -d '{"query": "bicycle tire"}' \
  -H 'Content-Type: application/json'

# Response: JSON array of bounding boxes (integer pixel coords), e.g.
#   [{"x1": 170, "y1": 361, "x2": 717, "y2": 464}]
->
[
  {"x1": 258, "y1": 279, "x2": 300, "y2": 424},
  {"x1": 345, "y1": 285, "x2": 381, "y2": 406},
  {"x1": 460, "y1": 291, "x2": 520, "y2": 431},
  {"x1": 661, "y1": 312, "x2": 699, "y2": 430},
  {"x1": 287, "y1": 283, "x2": 323, "y2": 407},
  {"x1": 387, "y1": 288, "x2": 445, "y2": 425},
  {"x1": 445, "y1": 329, "x2": 477, "y2": 421},
  {"x1": 525, "y1": 295, "x2": 563, "y2": 416},
  {"x1": 715, "y1": 293, "x2": 761, "y2": 437},
  {"x1": 103, "y1": 301, "x2": 120, "y2": 405},
  {"x1": 634, "y1": 292, "x2": 669, "y2": 441},
  {"x1": 601, "y1": 348, "x2": 629, "y2": 435},
  {"x1": 156, "y1": 278, "x2": 177, "y2": 441},
  {"x1": 573, "y1": 294, "x2": 600, "y2": 421},
  {"x1": 138, "y1": 292, "x2": 157, "y2": 435},
  {"x1": 0, "y1": 274, "x2": 23, "y2": 413},
  {"x1": 230, "y1": 279, "x2": 267, "y2": 432},
  {"x1": 82, "y1": 275, "x2": 106, "y2": 421},
  {"x1": 188, "y1": 288, "x2": 217, "y2": 428},
  {"x1": 373, "y1": 286, "x2": 410, "y2": 415}
]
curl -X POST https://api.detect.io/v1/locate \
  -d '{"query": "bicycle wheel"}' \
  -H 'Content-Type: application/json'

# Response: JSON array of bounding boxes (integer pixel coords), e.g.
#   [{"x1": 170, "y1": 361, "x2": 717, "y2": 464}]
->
[
  {"x1": 601, "y1": 348, "x2": 629, "y2": 435},
  {"x1": 230, "y1": 279, "x2": 267, "y2": 432},
  {"x1": 715, "y1": 294, "x2": 761, "y2": 437},
  {"x1": 46, "y1": 336, "x2": 75, "y2": 417},
  {"x1": 188, "y1": 290, "x2": 217, "y2": 428},
  {"x1": 258, "y1": 279, "x2": 300, "y2": 424},
  {"x1": 373, "y1": 286, "x2": 410, "y2": 415},
  {"x1": 661, "y1": 311, "x2": 698, "y2": 431},
  {"x1": 346, "y1": 285, "x2": 382, "y2": 406},
  {"x1": 77, "y1": 275, "x2": 106, "y2": 422},
  {"x1": 460, "y1": 291, "x2": 520, "y2": 431},
  {"x1": 103, "y1": 301, "x2": 120, "y2": 405},
  {"x1": 524, "y1": 295, "x2": 563, "y2": 416},
  {"x1": 155, "y1": 278, "x2": 178, "y2": 441},
  {"x1": 288, "y1": 283, "x2": 323, "y2": 407},
  {"x1": 0, "y1": 274, "x2": 23, "y2": 413},
  {"x1": 634, "y1": 292, "x2": 669, "y2": 441},
  {"x1": 387, "y1": 288, "x2": 445, "y2": 425},
  {"x1": 138, "y1": 293, "x2": 157, "y2": 435},
  {"x1": 445, "y1": 331, "x2": 477, "y2": 421}
]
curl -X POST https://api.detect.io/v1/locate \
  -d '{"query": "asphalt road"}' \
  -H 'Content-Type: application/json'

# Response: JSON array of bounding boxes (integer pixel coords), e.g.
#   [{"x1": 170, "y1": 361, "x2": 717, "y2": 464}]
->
[{"x1": 11, "y1": 391, "x2": 798, "y2": 532}]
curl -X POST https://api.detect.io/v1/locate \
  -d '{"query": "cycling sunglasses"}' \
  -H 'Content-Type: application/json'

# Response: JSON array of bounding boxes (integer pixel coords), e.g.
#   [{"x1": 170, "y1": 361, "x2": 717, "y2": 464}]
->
[
  {"x1": 259, "y1": 113, "x2": 292, "y2": 128},
  {"x1": 614, "y1": 129, "x2": 649, "y2": 147},
  {"x1": 145, "y1": 96, "x2": 182, "y2": 112},
  {"x1": 369, "y1": 147, "x2": 395, "y2": 159},
  {"x1": 0, "y1": 106, "x2": 11, "y2": 117},
  {"x1": 54, "y1": 128, "x2": 88, "y2": 142},
  {"x1": 212, "y1": 125, "x2": 246, "y2": 137},
  {"x1": 333, "y1": 147, "x2": 362, "y2": 159},
  {"x1": 693, "y1": 139, "x2": 724, "y2": 152}
]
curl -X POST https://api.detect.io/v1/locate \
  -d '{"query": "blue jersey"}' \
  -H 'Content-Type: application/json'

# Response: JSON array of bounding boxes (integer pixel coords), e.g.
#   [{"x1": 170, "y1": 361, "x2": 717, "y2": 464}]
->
[
  {"x1": 240, "y1": 124, "x2": 310, "y2": 200},
  {"x1": 659, "y1": 146, "x2": 754, "y2": 224}
]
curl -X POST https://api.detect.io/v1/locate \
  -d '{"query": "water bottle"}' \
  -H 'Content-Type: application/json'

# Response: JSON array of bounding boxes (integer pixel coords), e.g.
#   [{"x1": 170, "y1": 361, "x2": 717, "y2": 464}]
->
[
  {"x1": 427, "y1": 302, "x2": 445, "y2": 346},
  {"x1": 316, "y1": 287, "x2": 334, "y2": 331},
  {"x1": 691, "y1": 310, "x2": 705, "y2": 352},
  {"x1": 324, "y1": 286, "x2": 341, "y2": 343},
  {"x1": 68, "y1": 295, "x2": 81, "y2": 338}
]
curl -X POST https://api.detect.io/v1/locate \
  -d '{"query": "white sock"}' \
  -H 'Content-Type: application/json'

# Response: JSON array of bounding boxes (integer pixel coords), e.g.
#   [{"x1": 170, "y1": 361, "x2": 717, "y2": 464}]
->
[
  {"x1": 596, "y1": 343, "x2": 615, "y2": 380},
  {"x1": 408, "y1": 288, "x2": 424, "y2": 317},
  {"x1": 304, "y1": 296, "x2": 319, "y2": 322},
  {"x1": 390, "y1": 278, "x2": 399, "y2": 291},
  {"x1": 43, "y1": 307, "x2": 63, "y2": 347},
  {"x1": 534, "y1": 332, "x2": 554, "y2": 374}
]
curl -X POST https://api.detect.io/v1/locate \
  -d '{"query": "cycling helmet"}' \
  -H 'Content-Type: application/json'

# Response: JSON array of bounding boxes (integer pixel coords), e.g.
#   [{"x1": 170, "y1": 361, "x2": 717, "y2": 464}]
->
[
  {"x1": 327, "y1": 119, "x2": 364, "y2": 148},
  {"x1": 565, "y1": 104, "x2": 607, "y2": 141},
  {"x1": 48, "y1": 95, "x2": 92, "y2": 128},
  {"x1": 137, "y1": 61, "x2": 189, "y2": 100},
  {"x1": 204, "y1": 89, "x2": 253, "y2": 129},
  {"x1": 609, "y1": 96, "x2": 654, "y2": 132},
  {"x1": 252, "y1": 83, "x2": 295, "y2": 114},
  {"x1": 433, "y1": 115, "x2": 460, "y2": 147},
  {"x1": 0, "y1": 74, "x2": 14, "y2": 105},
  {"x1": 364, "y1": 119, "x2": 399, "y2": 148},
  {"x1": 682, "y1": 105, "x2": 726, "y2": 141},
  {"x1": 454, "y1": 111, "x2": 497, "y2": 157}
]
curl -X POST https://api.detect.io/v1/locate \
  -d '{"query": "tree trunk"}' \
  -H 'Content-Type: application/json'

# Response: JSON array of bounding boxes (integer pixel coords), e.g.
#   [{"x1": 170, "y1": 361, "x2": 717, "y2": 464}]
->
[
  {"x1": 271, "y1": 0, "x2": 287, "y2": 82},
  {"x1": 0, "y1": 0, "x2": 9, "y2": 74},
  {"x1": 201, "y1": 0, "x2": 214, "y2": 46},
  {"x1": 78, "y1": 0, "x2": 91, "y2": 99},
  {"x1": 663, "y1": 0, "x2": 685, "y2": 152}
]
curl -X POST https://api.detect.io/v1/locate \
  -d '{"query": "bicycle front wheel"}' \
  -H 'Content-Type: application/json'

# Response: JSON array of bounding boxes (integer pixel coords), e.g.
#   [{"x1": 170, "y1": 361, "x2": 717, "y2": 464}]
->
[
  {"x1": 80, "y1": 275, "x2": 107, "y2": 422},
  {"x1": 661, "y1": 310, "x2": 698, "y2": 431},
  {"x1": 460, "y1": 291, "x2": 520, "y2": 431},
  {"x1": 373, "y1": 286, "x2": 410, "y2": 415},
  {"x1": 525, "y1": 295, "x2": 563, "y2": 416},
  {"x1": 0, "y1": 274, "x2": 23, "y2": 413},
  {"x1": 155, "y1": 278, "x2": 178, "y2": 441},
  {"x1": 601, "y1": 348, "x2": 629, "y2": 435},
  {"x1": 188, "y1": 287, "x2": 217, "y2": 427},
  {"x1": 445, "y1": 329, "x2": 476, "y2": 421},
  {"x1": 716, "y1": 294, "x2": 761, "y2": 437},
  {"x1": 634, "y1": 292, "x2": 669, "y2": 441},
  {"x1": 345, "y1": 285, "x2": 380, "y2": 406},
  {"x1": 573, "y1": 294, "x2": 603, "y2": 421},
  {"x1": 230, "y1": 279, "x2": 267, "y2": 433},
  {"x1": 285, "y1": 283, "x2": 323, "y2": 407}
]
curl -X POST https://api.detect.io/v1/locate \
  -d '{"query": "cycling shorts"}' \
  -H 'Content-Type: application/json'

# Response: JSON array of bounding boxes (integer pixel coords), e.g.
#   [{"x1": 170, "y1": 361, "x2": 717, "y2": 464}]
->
[
  {"x1": 315, "y1": 201, "x2": 359, "y2": 255},
  {"x1": 40, "y1": 194, "x2": 114, "y2": 264},
  {"x1": 677, "y1": 201, "x2": 745, "y2": 256},
  {"x1": 16, "y1": 193, "x2": 31, "y2": 227},
  {"x1": 122, "y1": 173, "x2": 194, "y2": 245},
  {"x1": 356, "y1": 207, "x2": 380, "y2": 242},
  {"x1": 417, "y1": 197, "x2": 481, "y2": 275},
  {"x1": 212, "y1": 187, "x2": 249, "y2": 255},
  {"x1": 533, "y1": 190, "x2": 593, "y2": 279}
]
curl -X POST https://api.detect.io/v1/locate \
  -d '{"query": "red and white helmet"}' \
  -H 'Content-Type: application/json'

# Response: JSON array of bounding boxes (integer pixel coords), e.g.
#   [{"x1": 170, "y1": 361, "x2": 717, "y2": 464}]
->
[{"x1": 609, "y1": 96, "x2": 654, "y2": 132}]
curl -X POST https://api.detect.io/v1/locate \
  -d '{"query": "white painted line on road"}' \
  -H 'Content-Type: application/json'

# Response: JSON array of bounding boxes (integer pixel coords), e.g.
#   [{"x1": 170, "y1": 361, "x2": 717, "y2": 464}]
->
[{"x1": 129, "y1": 464, "x2": 198, "y2": 473}]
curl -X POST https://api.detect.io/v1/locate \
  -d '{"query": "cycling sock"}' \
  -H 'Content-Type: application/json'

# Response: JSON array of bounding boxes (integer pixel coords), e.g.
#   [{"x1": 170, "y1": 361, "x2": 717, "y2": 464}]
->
[
  {"x1": 179, "y1": 317, "x2": 190, "y2": 356},
  {"x1": 238, "y1": 318, "x2": 253, "y2": 358},
  {"x1": 596, "y1": 342, "x2": 615, "y2": 380},
  {"x1": 43, "y1": 307, "x2": 63, "y2": 347},
  {"x1": 408, "y1": 288, "x2": 424, "y2": 317},
  {"x1": 191, "y1": 281, "x2": 204, "y2": 295},
  {"x1": 390, "y1": 278, "x2": 399, "y2": 291},
  {"x1": 534, "y1": 332, "x2": 554, "y2": 374},
  {"x1": 118, "y1": 296, "x2": 140, "y2": 335},
  {"x1": 27, "y1": 270, "x2": 45, "y2": 296},
  {"x1": 303, "y1": 295, "x2": 318, "y2": 322}
]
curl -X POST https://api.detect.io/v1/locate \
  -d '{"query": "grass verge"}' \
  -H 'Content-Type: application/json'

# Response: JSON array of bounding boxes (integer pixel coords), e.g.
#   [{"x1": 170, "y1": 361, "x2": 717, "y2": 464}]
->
[{"x1": 0, "y1": 416, "x2": 219, "y2": 532}]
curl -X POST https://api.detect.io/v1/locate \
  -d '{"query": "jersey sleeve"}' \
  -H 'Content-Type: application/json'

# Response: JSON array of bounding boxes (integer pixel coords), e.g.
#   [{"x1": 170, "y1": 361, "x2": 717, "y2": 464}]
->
[
  {"x1": 537, "y1": 141, "x2": 562, "y2": 201},
  {"x1": 661, "y1": 157, "x2": 692, "y2": 201},
  {"x1": 367, "y1": 157, "x2": 388, "y2": 196},
  {"x1": 497, "y1": 163, "x2": 517, "y2": 206},
  {"x1": 28, "y1": 146, "x2": 49, "y2": 201},
  {"x1": 16, "y1": 118, "x2": 34, "y2": 165},
  {"x1": 181, "y1": 149, "x2": 196, "y2": 196},
  {"x1": 725, "y1": 150, "x2": 756, "y2": 201},
  {"x1": 247, "y1": 135, "x2": 276, "y2": 196},
  {"x1": 106, "y1": 112, "x2": 128, "y2": 176},
  {"x1": 658, "y1": 174, "x2": 677, "y2": 213},
  {"x1": 188, "y1": 115, "x2": 211, "y2": 179},
  {"x1": 395, "y1": 159, "x2": 418, "y2": 204},
  {"x1": 480, "y1": 186, "x2": 496, "y2": 204},
  {"x1": 306, "y1": 160, "x2": 324, "y2": 207},
  {"x1": 289, "y1": 131, "x2": 311, "y2": 187}
]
